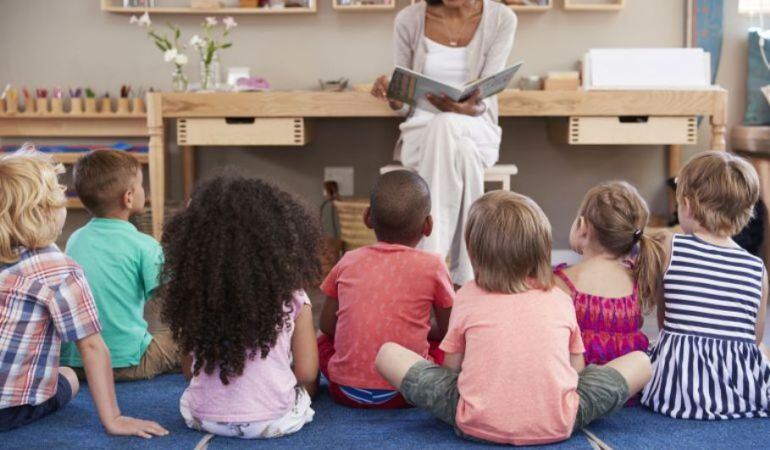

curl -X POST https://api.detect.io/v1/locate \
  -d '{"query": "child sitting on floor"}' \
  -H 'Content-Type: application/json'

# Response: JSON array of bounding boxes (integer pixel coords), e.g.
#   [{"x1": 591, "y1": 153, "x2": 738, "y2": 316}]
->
[
  {"x1": 554, "y1": 182, "x2": 664, "y2": 393},
  {"x1": 375, "y1": 191, "x2": 651, "y2": 445},
  {"x1": 60, "y1": 150, "x2": 178, "y2": 381},
  {"x1": 642, "y1": 151, "x2": 770, "y2": 419},
  {"x1": 318, "y1": 170, "x2": 454, "y2": 409},
  {"x1": 160, "y1": 175, "x2": 320, "y2": 439},
  {"x1": 0, "y1": 147, "x2": 167, "y2": 437}
]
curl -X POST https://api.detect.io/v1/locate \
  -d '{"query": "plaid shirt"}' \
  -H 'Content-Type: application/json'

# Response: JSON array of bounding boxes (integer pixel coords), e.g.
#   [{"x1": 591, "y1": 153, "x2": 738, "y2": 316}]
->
[{"x1": 0, "y1": 245, "x2": 102, "y2": 408}]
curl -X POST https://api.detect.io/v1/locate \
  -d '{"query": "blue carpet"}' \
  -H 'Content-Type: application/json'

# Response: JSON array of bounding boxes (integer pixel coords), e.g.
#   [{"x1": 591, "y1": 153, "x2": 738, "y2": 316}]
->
[
  {"x1": 586, "y1": 406, "x2": 770, "y2": 449},
  {"x1": 2, "y1": 374, "x2": 590, "y2": 449}
]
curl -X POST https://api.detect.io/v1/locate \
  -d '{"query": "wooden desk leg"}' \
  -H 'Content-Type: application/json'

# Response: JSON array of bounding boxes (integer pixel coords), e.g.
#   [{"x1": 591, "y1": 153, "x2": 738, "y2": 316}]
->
[
  {"x1": 667, "y1": 145, "x2": 682, "y2": 223},
  {"x1": 710, "y1": 90, "x2": 728, "y2": 151},
  {"x1": 752, "y1": 159, "x2": 770, "y2": 265},
  {"x1": 181, "y1": 145, "x2": 196, "y2": 201},
  {"x1": 147, "y1": 93, "x2": 165, "y2": 241}
]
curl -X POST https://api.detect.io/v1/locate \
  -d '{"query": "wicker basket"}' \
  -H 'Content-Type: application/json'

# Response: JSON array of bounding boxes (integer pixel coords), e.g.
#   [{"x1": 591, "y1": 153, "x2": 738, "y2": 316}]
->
[{"x1": 333, "y1": 198, "x2": 377, "y2": 252}]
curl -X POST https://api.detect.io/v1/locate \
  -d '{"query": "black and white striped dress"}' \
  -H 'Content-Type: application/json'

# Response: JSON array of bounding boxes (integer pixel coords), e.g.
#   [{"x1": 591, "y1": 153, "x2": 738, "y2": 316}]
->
[{"x1": 641, "y1": 234, "x2": 770, "y2": 419}]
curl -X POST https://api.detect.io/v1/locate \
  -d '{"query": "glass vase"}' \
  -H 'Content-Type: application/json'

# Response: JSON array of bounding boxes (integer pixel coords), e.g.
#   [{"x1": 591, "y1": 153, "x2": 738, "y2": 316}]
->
[
  {"x1": 200, "y1": 53, "x2": 221, "y2": 91},
  {"x1": 171, "y1": 66, "x2": 188, "y2": 92}
]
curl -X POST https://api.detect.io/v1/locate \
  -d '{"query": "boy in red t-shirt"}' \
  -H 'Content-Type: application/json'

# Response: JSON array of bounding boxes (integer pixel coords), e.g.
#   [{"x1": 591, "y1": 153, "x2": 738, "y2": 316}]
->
[{"x1": 318, "y1": 170, "x2": 454, "y2": 409}]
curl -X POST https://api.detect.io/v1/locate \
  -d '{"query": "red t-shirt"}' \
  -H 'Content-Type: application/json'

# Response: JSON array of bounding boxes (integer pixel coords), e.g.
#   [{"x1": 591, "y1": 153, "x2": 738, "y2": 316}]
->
[
  {"x1": 321, "y1": 243, "x2": 454, "y2": 389},
  {"x1": 441, "y1": 282, "x2": 585, "y2": 446}
]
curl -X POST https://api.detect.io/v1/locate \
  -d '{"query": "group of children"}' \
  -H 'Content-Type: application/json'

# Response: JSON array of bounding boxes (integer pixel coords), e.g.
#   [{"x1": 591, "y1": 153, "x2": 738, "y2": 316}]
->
[{"x1": 1, "y1": 144, "x2": 769, "y2": 445}]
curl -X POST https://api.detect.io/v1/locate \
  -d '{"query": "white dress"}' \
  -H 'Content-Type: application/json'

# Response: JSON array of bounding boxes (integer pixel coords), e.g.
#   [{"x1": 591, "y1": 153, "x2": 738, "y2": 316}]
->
[{"x1": 399, "y1": 37, "x2": 502, "y2": 285}]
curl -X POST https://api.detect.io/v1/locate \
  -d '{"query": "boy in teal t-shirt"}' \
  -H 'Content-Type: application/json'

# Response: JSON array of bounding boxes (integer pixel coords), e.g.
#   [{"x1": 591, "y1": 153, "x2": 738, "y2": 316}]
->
[{"x1": 60, "y1": 150, "x2": 179, "y2": 380}]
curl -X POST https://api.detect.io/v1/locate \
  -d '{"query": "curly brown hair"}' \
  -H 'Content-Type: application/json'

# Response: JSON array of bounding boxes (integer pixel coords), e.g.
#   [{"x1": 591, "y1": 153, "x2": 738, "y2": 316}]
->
[{"x1": 159, "y1": 175, "x2": 322, "y2": 385}]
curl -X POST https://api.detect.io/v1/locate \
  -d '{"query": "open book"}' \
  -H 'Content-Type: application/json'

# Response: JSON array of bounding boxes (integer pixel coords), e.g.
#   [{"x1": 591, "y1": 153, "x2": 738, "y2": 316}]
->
[{"x1": 387, "y1": 62, "x2": 523, "y2": 106}]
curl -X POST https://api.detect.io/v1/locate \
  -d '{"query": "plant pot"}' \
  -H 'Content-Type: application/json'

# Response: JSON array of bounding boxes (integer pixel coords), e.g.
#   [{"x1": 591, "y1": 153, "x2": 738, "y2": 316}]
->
[
  {"x1": 50, "y1": 98, "x2": 64, "y2": 114},
  {"x1": 132, "y1": 98, "x2": 146, "y2": 114},
  {"x1": 100, "y1": 98, "x2": 112, "y2": 114},
  {"x1": 84, "y1": 98, "x2": 97, "y2": 114},
  {"x1": 70, "y1": 98, "x2": 83, "y2": 114},
  {"x1": 117, "y1": 98, "x2": 130, "y2": 114},
  {"x1": 36, "y1": 98, "x2": 49, "y2": 115}
]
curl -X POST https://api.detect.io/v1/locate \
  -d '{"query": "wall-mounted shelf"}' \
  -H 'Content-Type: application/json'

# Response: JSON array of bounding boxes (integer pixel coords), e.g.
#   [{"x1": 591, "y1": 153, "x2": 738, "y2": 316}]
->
[
  {"x1": 100, "y1": 0, "x2": 317, "y2": 14},
  {"x1": 410, "y1": 0, "x2": 552, "y2": 13},
  {"x1": 563, "y1": 0, "x2": 624, "y2": 11},
  {"x1": 333, "y1": 1, "x2": 395, "y2": 12}
]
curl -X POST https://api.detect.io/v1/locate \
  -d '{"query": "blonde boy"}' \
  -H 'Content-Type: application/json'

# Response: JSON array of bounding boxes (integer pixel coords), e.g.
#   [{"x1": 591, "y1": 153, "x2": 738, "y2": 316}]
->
[{"x1": 0, "y1": 147, "x2": 166, "y2": 436}]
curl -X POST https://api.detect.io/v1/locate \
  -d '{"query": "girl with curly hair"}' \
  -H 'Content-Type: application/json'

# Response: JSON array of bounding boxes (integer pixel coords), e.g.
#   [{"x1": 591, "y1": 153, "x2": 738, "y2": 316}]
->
[{"x1": 160, "y1": 175, "x2": 321, "y2": 439}]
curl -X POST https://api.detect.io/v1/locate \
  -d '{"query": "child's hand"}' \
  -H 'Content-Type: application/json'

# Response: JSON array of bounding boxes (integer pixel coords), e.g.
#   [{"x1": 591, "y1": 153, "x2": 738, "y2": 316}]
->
[{"x1": 104, "y1": 415, "x2": 169, "y2": 439}]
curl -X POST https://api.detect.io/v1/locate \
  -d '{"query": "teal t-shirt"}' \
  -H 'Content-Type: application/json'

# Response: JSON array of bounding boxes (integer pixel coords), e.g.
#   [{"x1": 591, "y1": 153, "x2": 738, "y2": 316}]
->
[{"x1": 60, "y1": 218, "x2": 163, "y2": 368}]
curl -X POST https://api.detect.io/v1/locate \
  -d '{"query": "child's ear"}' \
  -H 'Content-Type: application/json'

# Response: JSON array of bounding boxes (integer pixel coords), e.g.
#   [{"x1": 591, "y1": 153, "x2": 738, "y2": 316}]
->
[
  {"x1": 422, "y1": 215, "x2": 433, "y2": 237},
  {"x1": 123, "y1": 189, "x2": 134, "y2": 210},
  {"x1": 363, "y1": 206, "x2": 374, "y2": 230},
  {"x1": 577, "y1": 216, "x2": 589, "y2": 237}
]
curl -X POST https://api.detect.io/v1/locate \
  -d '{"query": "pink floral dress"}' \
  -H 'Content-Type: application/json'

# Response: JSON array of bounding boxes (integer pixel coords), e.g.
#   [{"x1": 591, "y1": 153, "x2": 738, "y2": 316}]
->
[{"x1": 553, "y1": 263, "x2": 649, "y2": 366}]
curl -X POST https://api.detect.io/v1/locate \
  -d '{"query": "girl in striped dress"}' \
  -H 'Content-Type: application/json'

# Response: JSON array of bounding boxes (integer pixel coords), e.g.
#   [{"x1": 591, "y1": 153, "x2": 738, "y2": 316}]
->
[
  {"x1": 554, "y1": 182, "x2": 664, "y2": 386},
  {"x1": 642, "y1": 151, "x2": 770, "y2": 420}
]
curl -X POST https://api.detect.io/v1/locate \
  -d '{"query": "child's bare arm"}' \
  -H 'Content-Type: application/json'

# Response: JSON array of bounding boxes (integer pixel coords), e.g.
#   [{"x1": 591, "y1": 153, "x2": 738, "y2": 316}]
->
[
  {"x1": 569, "y1": 354, "x2": 586, "y2": 372},
  {"x1": 653, "y1": 229, "x2": 674, "y2": 329},
  {"x1": 291, "y1": 304, "x2": 319, "y2": 397},
  {"x1": 428, "y1": 306, "x2": 452, "y2": 341},
  {"x1": 319, "y1": 296, "x2": 339, "y2": 338},
  {"x1": 757, "y1": 268, "x2": 768, "y2": 345},
  {"x1": 77, "y1": 334, "x2": 168, "y2": 438},
  {"x1": 442, "y1": 351, "x2": 464, "y2": 372}
]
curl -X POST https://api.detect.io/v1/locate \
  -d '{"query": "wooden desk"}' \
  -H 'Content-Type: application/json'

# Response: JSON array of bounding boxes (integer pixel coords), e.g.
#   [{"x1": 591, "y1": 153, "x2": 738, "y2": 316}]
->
[{"x1": 146, "y1": 89, "x2": 728, "y2": 239}]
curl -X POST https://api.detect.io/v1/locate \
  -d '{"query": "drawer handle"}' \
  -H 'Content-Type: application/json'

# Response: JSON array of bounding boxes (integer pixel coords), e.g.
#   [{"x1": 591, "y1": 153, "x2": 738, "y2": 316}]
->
[
  {"x1": 225, "y1": 117, "x2": 256, "y2": 124},
  {"x1": 618, "y1": 116, "x2": 649, "y2": 124}
]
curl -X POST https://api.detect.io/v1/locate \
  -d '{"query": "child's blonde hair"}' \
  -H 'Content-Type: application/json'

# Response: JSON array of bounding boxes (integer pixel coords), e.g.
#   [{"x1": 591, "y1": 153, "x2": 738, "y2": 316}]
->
[
  {"x1": 676, "y1": 151, "x2": 759, "y2": 236},
  {"x1": 0, "y1": 145, "x2": 66, "y2": 263},
  {"x1": 465, "y1": 191, "x2": 554, "y2": 294},
  {"x1": 578, "y1": 181, "x2": 664, "y2": 312}
]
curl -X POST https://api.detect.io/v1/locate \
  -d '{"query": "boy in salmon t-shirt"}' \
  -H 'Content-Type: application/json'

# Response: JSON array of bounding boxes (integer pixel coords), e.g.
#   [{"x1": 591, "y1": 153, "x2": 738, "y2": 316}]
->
[{"x1": 318, "y1": 170, "x2": 454, "y2": 409}]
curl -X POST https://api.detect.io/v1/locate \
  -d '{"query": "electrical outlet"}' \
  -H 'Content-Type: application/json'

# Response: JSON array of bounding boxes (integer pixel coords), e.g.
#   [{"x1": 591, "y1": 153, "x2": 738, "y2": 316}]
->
[{"x1": 324, "y1": 166, "x2": 354, "y2": 196}]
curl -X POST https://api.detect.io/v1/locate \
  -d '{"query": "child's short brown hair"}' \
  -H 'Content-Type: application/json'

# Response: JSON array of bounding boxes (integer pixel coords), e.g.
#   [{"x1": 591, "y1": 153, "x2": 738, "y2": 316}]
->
[
  {"x1": 465, "y1": 191, "x2": 553, "y2": 294},
  {"x1": 74, "y1": 150, "x2": 141, "y2": 216},
  {"x1": 369, "y1": 170, "x2": 431, "y2": 244},
  {"x1": 676, "y1": 151, "x2": 759, "y2": 236},
  {"x1": 0, "y1": 145, "x2": 66, "y2": 263}
]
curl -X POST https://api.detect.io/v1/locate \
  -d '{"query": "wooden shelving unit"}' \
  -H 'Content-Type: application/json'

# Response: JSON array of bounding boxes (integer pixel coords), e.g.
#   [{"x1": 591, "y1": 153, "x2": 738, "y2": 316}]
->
[
  {"x1": 563, "y1": 0, "x2": 624, "y2": 11},
  {"x1": 333, "y1": 1, "x2": 395, "y2": 12},
  {"x1": 410, "y1": 0, "x2": 552, "y2": 13},
  {"x1": 100, "y1": 0, "x2": 317, "y2": 14}
]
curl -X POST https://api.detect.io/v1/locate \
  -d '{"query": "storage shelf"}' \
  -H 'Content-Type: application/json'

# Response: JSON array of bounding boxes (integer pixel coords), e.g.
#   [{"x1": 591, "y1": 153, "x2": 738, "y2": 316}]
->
[
  {"x1": 0, "y1": 113, "x2": 146, "y2": 119},
  {"x1": 52, "y1": 152, "x2": 149, "y2": 165},
  {"x1": 410, "y1": 0, "x2": 552, "y2": 13},
  {"x1": 333, "y1": 2, "x2": 395, "y2": 12},
  {"x1": 563, "y1": 0, "x2": 624, "y2": 11},
  {"x1": 100, "y1": 0, "x2": 316, "y2": 14}
]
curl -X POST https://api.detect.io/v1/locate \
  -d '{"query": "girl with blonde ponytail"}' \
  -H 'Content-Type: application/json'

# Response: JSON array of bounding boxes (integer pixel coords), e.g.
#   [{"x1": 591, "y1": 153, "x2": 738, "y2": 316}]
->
[{"x1": 554, "y1": 181, "x2": 664, "y2": 403}]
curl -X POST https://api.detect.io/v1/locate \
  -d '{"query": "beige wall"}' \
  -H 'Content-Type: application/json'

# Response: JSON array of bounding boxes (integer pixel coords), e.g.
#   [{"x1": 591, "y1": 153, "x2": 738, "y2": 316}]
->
[{"x1": 0, "y1": 0, "x2": 755, "y2": 247}]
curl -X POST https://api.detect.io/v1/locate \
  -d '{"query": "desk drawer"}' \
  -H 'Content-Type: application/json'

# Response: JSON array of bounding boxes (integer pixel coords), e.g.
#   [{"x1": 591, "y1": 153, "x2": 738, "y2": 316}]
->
[
  {"x1": 177, "y1": 118, "x2": 310, "y2": 146},
  {"x1": 568, "y1": 116, "x2": 697, "y2": 145}
]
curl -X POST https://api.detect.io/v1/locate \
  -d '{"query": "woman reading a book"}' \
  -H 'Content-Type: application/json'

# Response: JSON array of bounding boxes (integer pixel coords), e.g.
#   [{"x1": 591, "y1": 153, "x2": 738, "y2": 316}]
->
[{"x1": 371, "y1": 0, "x2": 516, "y2": 286}]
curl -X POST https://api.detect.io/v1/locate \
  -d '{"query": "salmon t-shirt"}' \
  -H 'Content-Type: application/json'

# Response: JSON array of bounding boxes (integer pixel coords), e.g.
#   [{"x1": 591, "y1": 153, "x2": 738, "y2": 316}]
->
[
  {"x1": 440, "y1": 282, "x2": 585, "y2": 446},
  {"x1": 321, "y1": 243, "x2": 454, "y2": 389}
]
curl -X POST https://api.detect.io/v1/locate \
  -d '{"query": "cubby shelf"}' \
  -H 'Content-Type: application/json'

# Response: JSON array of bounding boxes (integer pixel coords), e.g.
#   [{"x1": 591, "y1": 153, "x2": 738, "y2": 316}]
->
[
  {"x1": 410, "y1": 0, "x2": 552, "y2": 13},
  {"x1": 563, "y1": 0, "x2": 624, "y2": 11},
  {"x1": 333, "y1": 1, "x2": 395, "y2": 12},
  {"x1": 100, "y1": 0, "x2": 317, "y2": 14}
]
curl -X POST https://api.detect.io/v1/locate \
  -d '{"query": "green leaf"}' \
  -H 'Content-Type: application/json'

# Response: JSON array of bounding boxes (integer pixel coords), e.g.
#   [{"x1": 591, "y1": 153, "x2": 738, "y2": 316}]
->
[{"x1": 221, "y1": 43, "x2": 232, "y2": 49}]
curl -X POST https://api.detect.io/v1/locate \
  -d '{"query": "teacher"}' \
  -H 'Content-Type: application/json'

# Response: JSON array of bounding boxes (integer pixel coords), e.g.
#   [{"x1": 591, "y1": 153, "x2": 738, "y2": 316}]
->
[{"x1": 371, "y1": 0, "x2": 517, "y2": 286}]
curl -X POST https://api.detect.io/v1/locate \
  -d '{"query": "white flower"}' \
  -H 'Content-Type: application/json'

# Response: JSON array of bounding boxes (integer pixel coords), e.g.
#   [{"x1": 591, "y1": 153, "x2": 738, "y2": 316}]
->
[
  {"x1": 129, "y1": 15, "x2": 139, "y2": 25},
  {"x1": 189, "y1": 35, "x2": 205, "y2": 49},
  {"x1": 163, "y1": 48, "x2": 178, "y2": 62},
  {"x1": 205, "y1": 16, "x2": 218, "y2": 27},
  {"x1": 223, "y1": 17, "x2": 237, "y2": 30},
  {"x1": 174, "y1": 53, "x2": 189, "y2": 65},
  {"x1": 137, "y1": 11, "x2": 151, "y2": 27}
]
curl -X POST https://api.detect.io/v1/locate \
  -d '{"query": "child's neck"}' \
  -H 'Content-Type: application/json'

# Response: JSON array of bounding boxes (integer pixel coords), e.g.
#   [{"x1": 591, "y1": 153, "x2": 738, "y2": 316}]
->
[
  {"x1": 99, "y1": 209, "x2": 131, "y2": 221},
  {"x1": 378, "y1": 237, "x2": 420, "y2": 248},
  {"x1": 690, "y1": 226, "x2": 736, "y2": 248},
  {"x1": 580, "y1": 243, "x2": 621, "y2": 262}
]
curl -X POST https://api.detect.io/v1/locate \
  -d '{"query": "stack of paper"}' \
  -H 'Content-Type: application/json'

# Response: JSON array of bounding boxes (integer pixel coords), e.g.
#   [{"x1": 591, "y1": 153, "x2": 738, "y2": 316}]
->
[{"x1": 583, "y1": 48, "x2": 712, "y2": 90}]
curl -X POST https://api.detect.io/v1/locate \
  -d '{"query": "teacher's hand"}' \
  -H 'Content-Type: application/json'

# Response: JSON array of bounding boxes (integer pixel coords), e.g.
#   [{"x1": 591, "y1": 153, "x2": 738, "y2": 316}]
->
[
  {"x1": 371, "y1": 75, "x2": 404, "y2": 111},
  {"x1": 427, "y1": 90, "x2": 485, "y2": 117}
]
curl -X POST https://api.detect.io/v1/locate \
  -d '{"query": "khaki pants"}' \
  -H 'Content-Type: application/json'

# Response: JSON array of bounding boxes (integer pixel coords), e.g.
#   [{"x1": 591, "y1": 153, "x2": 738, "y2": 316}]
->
[{"x1": 74, "y1": 300, "x2": 180, "y2": 381}]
